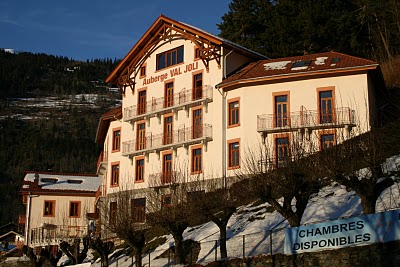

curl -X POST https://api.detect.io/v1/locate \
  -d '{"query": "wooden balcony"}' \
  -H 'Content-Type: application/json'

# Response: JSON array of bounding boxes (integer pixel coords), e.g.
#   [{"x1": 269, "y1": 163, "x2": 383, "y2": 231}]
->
[
  {"x1": 257, "y1": 107, "x2": 355, "y2": 135},
  {"x1": 122, "y1": 124, "x2": 212, "y2": 157},
  {"x1": 123, "y1": 85, "x2": 213, "y2": 123},
  {"x1": 30, "y1": 225, "x2": 88, "y2": 247}
]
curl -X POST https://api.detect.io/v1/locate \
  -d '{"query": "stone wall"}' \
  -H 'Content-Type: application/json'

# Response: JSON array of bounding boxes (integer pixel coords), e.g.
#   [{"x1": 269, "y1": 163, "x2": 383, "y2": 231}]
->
[{"x1": 202, "y1": 241, "x2": 400, "y2": 267}]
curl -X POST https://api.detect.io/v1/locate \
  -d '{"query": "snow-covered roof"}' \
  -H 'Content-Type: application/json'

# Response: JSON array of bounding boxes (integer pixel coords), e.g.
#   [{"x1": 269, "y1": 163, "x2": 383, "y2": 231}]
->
[
  {"x1": 20, "y1": 172, "x2": 101, "y2": 194},
  {"x1": 217, "y1": 51, "x2": 379, "y2": 89}
]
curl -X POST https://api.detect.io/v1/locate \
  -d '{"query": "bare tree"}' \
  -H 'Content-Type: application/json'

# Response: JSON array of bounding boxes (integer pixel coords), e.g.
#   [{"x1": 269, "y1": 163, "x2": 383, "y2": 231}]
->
[
  {"x1": 237, "y1": 137, "x2": 323, "y2": 227},
  {"x1": 147, "y1": 165, "x2": 198, "y2": 265},
  {"x1": 59, "y1": 237, "x2": 89, "y2": 265},
  {"x1": 90, "y1": 237, "x2": 114, "y2": 267},
  {"x1": 99, "y1": 189, "x2": 149, "y2": 267},
  {"x1": 22, "y1": 245, "x2": 62, "y2": 267},
  {"x1": 189, "y1": 177, "x2": 238, "y2": 259},
  {"x1": 321, "y1": 126, "x2": 399, "y2": 214}
]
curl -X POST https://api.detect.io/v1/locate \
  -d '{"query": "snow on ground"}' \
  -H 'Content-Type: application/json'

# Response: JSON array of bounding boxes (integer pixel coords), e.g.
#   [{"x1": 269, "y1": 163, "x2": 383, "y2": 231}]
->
[
  {"x1": 0, "y1": 95, "x2": 122, "y2": 120},
  {"x1": 88, "y1": 180, "x2": 400, "y2": 267}
]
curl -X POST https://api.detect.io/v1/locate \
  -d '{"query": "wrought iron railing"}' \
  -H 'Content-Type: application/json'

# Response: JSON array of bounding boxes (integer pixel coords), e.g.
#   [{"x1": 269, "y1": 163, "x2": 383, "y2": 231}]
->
[
  {"x1": 149, "y1": 171, "x2": 181, "y2": 187},
  {"x1": 257, "y1": 107, "x2": 355, "y2": 133},
  {"x1": 123, "y1": 85, "x2": 213, "y2": 121},
  {"x1": 122, "y1": 124, "x2": 212, "y2": 156},
  {"x1": 30, "y1": 225, "x2": 88, "y2": 246}
]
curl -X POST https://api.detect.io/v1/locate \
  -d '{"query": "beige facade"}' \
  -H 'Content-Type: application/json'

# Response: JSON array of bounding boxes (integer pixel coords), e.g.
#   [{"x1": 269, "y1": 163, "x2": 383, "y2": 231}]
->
[
  {"x1": 96, "y1": 15, "x2": 385, "y2": 221},
  {"x1": 20, "y1": 172, "x2": 101, "y2": 248}
]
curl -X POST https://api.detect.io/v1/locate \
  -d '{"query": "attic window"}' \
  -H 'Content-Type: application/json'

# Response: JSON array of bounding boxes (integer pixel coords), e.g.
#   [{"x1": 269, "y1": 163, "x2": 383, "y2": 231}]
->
[
  {"x1": 331, "y1": 58, "x2": 341, "y2": 63},
  {"x1": 67, "y1": 179, "x2": 83, "y2": 184},
  {"x1": 41, "y1": 178, "x2": 58, "y2": 184},
  {"x1": 291, "y1": 60, "x2": 312, "y2": 68}
]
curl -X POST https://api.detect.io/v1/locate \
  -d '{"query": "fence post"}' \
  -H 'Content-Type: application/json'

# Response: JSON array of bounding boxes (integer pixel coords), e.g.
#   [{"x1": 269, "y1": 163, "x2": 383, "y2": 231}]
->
[
  {"x1": 243, "y1": 235, "x2": 245, "y2": 259},
  {"x1": 116, "y1": 256, "x2": 118, "y2": 267},
  {"x1": 168, "y1": 248, "x2": 170, "y2": 266},
  {"x1": 131, "y1": 255, "x2": 133, "y2": 266},
  {"x1": 215, "y1": 240, "x2": 218, "y2": 261},
  {"x1": 269, "y1": 230, "x2": 273, "y2": 256},
  {"x1": 149, "y1": 251, "x2": 151, "y2": 267}
]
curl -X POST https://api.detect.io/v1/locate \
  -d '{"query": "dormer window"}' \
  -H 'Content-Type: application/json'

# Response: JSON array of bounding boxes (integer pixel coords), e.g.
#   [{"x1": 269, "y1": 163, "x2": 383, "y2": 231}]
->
[
  {"x1": 291, "y1": 60, "x2": 312, "y2": 69},
  {"x1": 41, "y1": 178, "x2": 58, "y2": 184},
  {"x1": 156, "y1": 46, "x2": 184, "y2": 70},
  {"x1": 67, "y1": 179, "x2": 83, "y2": 184}
]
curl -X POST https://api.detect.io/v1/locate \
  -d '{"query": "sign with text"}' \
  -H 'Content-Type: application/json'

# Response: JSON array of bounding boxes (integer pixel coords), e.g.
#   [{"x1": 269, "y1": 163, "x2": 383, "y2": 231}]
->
[{"x1": 284, "y1": 209, "x2": 400, "y2": 254}]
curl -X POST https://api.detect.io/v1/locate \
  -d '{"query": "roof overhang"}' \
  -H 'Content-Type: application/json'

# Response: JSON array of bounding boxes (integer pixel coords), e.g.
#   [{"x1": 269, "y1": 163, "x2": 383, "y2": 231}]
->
[
  {"x1": 106, "y1": 14, "x2": 266, "y2": 94},
  {"x1": 216, "y1": 65, "x2": 379, "y2": 90}
]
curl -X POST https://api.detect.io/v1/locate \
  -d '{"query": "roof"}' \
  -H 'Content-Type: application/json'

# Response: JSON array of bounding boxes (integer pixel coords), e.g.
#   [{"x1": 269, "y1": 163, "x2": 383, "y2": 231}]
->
[
  {"x1": 217, "y1": 52, "x2": 379, "y2": 89},
  {"x1": 106, "y1": 14, "x2": 267, "y2": 84},
  {"x1": 20, "y1": 171, "x2": 101, "y2": 195},
  {"x1": 95, "y1": 106, "x2": 122, "y2": 144}
]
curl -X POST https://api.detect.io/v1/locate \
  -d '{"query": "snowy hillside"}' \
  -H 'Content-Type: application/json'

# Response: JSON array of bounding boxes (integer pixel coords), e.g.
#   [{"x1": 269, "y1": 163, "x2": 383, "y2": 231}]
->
[{"x1": 84, "y1": 180, "x2": 399, "y2": 267}]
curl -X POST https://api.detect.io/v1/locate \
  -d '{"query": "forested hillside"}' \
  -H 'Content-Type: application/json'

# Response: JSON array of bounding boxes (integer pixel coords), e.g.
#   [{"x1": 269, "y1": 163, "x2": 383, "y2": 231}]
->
[
  {"x1": 0, "y1": 50, "x2": 120, "y2": 225},
  {"x1": 218, "y1": 0, "x2": 400, "y2": 62}
]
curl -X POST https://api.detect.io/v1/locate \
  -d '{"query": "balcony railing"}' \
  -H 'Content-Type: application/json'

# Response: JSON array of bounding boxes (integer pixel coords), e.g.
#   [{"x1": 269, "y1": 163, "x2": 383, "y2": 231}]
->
[
  {"x1": 30, "y1": 225, "x2": 88, "y2": 247},
  {"x1": 123, "y1": 85, "x2": 213, "y2": 122},
  {"x1": 96, "y1": 150, "x2": 108, "y2": 174},
  {"x1": 122, "y1": 124, "x2": 212, "y2": 157},
  {"x1": 149, "y1": 171, "x2": 181, "y2": 187},
  {"x1": 257, "y1": 107, "x2": 355, "y2": 134}
]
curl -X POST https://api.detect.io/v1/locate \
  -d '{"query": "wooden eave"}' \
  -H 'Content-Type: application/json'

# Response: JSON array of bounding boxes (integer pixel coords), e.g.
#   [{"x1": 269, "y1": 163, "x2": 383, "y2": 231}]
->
[
  {"x1": 95, "y1": 107, "x2": 122, "y2": 144},
  {"x1": 106, "y1": 14, "x2": 265, "y2": 94},
  {"x1": 217, "y1": 65, "x2": 378, "y2": 90}
]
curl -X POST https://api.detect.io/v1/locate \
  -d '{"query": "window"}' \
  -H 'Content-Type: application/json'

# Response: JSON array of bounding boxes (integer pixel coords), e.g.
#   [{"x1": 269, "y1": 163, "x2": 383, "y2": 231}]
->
[
  {"x1": 138, "y1": 89, "x2": 147, "y2": 115},
  {"x1": 112, "y1": 128, "x2": 121, "y2": 152},
  {"x1": 228, "y1": 99, "x2": 240, "y2": 127},
  {"x1": 275, "y1": 95, "x2": 289, "y2": 127},
  {"x1": 140, "y1": 65, "x2": 146, "y2": 77},
  {"x1": 191, "y1": 146, "x2": 202, "y2": 173},
  {"x1": 132, "y1": 198, "x2": 146, "y2": 223},
  {"x1": 319, "y1": 89, "x2": 334, "y2": 124},
  {"x1": 193, "y1": 73, "x2": 203, "y2": 100},
  {"x1": 228, "y1": 141, "x2": 240, "y2": 168},
  {"x1": 163, "y1": 115, "x2": 173, "y2": 145},
  {"x1": 44, "y1": 201, "x2": 55, "y2": 216},
  {"x1": 69, "y1": 201, "x2": 80, "y2": 217},
  {"x1": 156, "y1": 46, "x2": 184, "y2": 70},
  {"x1": 162, "y1": 194, "x2": 172, "y2": 208},
  {"x1": 194, "y1": 47, "x2": 201, "y2": 59},
  {"x1": 110, "y1": 202, "x2": 117, "y2": 225},
  {"x1": 163, "y1": 153, "x2": 173, "y2": 184},
  {"x1": 275, "y1": 136, "x2": 290, "y2": 168},
  {"x1": 321, "y1": 133, "x2": 335, "y2": 150},
  {"x1": 111, "y1": 162, "x2": 119, "y2": 186},
  {"x1": 136, "y1": 158, "x2": 145, "y2": 182},
  {"x1": 136, "y1": 122, "x2": 146, "y2": 150},
  {"x1": 192, "y1": 108, "x2": 203, "y2": 139},
  {"x1": 164, "y1": 82, "x2": 174, "y2": 108}
]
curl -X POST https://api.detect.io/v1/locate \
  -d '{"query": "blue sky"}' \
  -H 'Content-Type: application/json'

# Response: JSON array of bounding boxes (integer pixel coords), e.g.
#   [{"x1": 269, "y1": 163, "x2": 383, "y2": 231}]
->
[{"x1": 0, "y1": 0, "x2": 232, "y2": 60}]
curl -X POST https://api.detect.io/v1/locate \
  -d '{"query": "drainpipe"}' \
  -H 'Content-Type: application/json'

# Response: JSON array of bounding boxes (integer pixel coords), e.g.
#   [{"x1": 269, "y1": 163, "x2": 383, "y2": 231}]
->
[
  {"x1": 219, "y1": 48, "x2": 234, "y2": 188},
  {"x1": 25, "y1": 193, "x2": 31, "y2": 245}
]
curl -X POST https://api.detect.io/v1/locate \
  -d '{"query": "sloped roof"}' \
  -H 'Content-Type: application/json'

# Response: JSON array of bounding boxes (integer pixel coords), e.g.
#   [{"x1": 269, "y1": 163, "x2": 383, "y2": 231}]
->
[
  {"x1": 95, "y1": 106, "x2": 122, "y2": 144},
  {"x1": 20, "y1": 171, "x2": 101, "y2": 195},
  {"x1": 217, "y1": 52, "x2": 378, "y2": 89},
  {"x1": 106, "y1": 14, "x2": 267, "y2": 84}
]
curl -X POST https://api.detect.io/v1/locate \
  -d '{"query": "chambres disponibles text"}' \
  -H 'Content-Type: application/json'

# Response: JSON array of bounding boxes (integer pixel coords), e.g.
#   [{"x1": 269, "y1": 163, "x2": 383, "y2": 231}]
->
[
  {"x1": 293, "y1": 220, "x2": 370, "y2": 251},
  {"x1": 142, "y1": 62, "x2": 199, "y2": 86}
]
